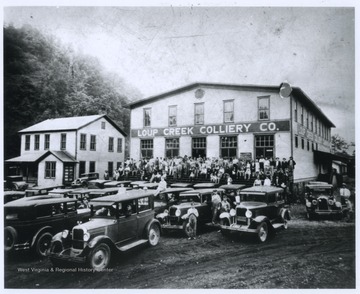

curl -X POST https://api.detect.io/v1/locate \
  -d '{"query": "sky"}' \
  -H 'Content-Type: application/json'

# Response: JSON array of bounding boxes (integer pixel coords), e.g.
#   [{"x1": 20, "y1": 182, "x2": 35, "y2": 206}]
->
[{"x1": 2, "y1": 1, "x2": 357, "y2": 143}]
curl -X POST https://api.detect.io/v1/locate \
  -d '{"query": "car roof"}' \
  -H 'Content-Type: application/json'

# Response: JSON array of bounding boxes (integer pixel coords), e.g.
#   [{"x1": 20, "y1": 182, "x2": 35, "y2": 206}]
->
[
  {"x1": 88, "y1": 188, "x2": 119, "y2": 194},
  {"x1": 160, "y1": 188, "x2": 194, "y2": 193},
  {"x1": 219, "y1": 184, "x2": 246, "y2": 189},
  {"x1": 4, "y1": 191, "x2": 26, "y2": 196},
  {"x1": 180, "y1": 188, "x2": 225, "y2": 195},
  {"x1": 170, "y1": 182, "x2": 193, "y2": 187},
  {"x1": 193, "y1": 183, "x2": 217, "y2": 187},
  {"x1": 4, "y1": 195, "x2": 78, "y2": 208},
  {"x1": 240, "y1": 186, "x2": 284, "y2": 194},
  {"x1": 90, "y1": 189, "x2": 155, "y2": 205},
  {"x1": 48, "y1": 188, "x2": 77, "y2": 193},
  {"x1": 88, "y1": 179, "x2": 111, "y2": 183},
  {"x1": 68, "y1": 189, "x2": 102, "y2": 194},
  {"x1": 306, "y1": 183, "x2": 333, "y2": 189}
]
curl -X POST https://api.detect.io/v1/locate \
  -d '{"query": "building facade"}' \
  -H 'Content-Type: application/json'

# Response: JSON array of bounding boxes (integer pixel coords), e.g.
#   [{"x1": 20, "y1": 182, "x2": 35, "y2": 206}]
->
[
  {"x1": 129, "y1": 83, "x2": 334, "y2": 183},
  {"x1": 6, "y1": 115, "x2": 127, "y2": 186}
]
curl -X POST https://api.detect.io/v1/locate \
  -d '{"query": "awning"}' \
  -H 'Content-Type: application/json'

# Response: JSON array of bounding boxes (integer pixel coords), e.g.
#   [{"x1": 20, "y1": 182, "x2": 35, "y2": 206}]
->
[
  {"x1": 6, "y1": 151, "x2": 77, "y2": 164},
  {"x1": 332, "y1": 160, "x2": 347, "y2": 166},
  {"x1": 314, "y1": 150, "x2": 350, "y2": 165}
]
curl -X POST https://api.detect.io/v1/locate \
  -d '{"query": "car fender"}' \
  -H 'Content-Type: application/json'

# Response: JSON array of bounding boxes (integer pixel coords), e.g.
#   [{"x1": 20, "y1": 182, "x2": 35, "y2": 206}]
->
[
  {"x1": 156, "y1": 211, "x2": 169, "y2": 220},
  {"x1": 51, "y1": 231, "x2": 63, "y2": 242},
  {"x1": 279, "y1": 208, "x2": 291, "y2": 220},
  {"x1": 219, "y1": 212, "x2": 231, "y2": 220},
  {"x1": 249, "y1": 216, "x2": 270, "y2": 229},
  {"x1": 181, "y1": 207, "x2": 199, "y2": 220},
  {"x1": 145, "y1": 218, "x2": 162, "y2": 237},
  {"x1": 87, "y1": 235, "x2": 115, "y2": 250},
  {"x1": 31, "y1": 226, "x2": 53, "y2": 248}
]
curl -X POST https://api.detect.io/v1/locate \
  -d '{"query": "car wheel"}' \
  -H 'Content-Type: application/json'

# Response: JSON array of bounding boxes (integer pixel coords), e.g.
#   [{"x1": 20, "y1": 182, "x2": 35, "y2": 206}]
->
[
  {"x1": 4, "y1": 227, "x2": 17, "y2": 252},
  {"x1": 148, "y1": 223, "x2": 160, "y2": 247},
  {"x1": 88, "y1": 243, "x2": 111, "y2": 271},
  {"x1": 257, "y1": 222, "x2": 268, "y2": 243},
  {"x1": 35, "y1": 232, "x2": 53, "y2": 257},
  {"x1": 183, "y1": 214, "x2": 197, "y2": 238}
]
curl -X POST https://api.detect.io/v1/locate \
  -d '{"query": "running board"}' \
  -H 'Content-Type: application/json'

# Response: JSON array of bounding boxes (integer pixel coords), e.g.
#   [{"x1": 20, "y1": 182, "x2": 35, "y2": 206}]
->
[
  {"x1": 117, "y1": 239, "x2": 148, "y2": 252},
  {"x1": 272, "y1": 223, "x2": 285, "y2": 229}
]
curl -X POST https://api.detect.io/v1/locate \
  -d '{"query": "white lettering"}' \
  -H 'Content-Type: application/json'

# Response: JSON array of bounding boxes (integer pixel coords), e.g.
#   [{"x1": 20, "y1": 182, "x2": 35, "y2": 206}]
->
[
  {"x1": 260, "y1": 123, "x2": 267, "y2": 131},
  {"x1": 207, "y1": 126, "x2": 213, "y2": 134},
  {"x1": 153, "y1": 129, "x2": 158, "y2": 136},
  {"x1": 200, "y1": 126, "x2": 206, "y2": 134},
  {"x1": 175, "y1": 128, "x2": 180, "y2": 135},
  {"x1": 229, "y1": 125, "x2": 235, "y2": 133},
  {"x1": 236, "y1": 125, "x2": 243, "y2": 133},
  {"x1": 188, "y1": 127, "x2": 194, "y2": 135},
  {"x1": 268, "y1": 122, "x2": 276, "y2": 131},
  {"x1": 181, "y1": 127, "x2": 187, "y2": 135},
  {"x1": 243, "y1": 124, "x2": 251, "y2": 132},
  {"x1": 164, "y1": 128, "x2": 169, "y2": 136}
]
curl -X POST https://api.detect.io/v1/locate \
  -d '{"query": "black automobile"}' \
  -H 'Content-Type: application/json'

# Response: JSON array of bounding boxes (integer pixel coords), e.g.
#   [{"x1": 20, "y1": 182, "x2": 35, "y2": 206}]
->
[
  {"x1": 154, "y1": 187, "x2": 194, "y2": 214},
  {"x1": 4, "y1": 196, "x2": 90, "y2": 257},
  {"x1": 5, "y1": 175, "x2": 29, "y2": 191},
  {"x1": 219, "y1": 184, "x2": 246, "y2": 207},
  {"x1": 71, "y1": 172, "x2": 99, "y2": 188}
]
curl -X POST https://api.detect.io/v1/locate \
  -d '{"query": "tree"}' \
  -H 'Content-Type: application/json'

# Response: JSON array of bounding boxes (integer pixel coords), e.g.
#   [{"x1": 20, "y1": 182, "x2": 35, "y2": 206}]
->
[{"x1": 331, "y1": 134, "x2": 349, "y2": 151}]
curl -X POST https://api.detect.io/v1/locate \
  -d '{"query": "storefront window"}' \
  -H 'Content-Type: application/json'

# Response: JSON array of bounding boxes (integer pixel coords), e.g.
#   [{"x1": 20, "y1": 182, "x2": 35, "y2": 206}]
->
[
  {"x1": 192, "y1": 137, "x2": 206, "y2": 158},
  {"x1": 255, "y1": 135, "x2": 274, "y2": 159},
  {"x1": 165, "y1": 138, "x2": 179, "y2": 158},
  {"x1": 220, "y1": 136, "x2": 237, "y2": 158},
  {"x1": 141, "y1": 139, "x2": 153, "y2": 159}
]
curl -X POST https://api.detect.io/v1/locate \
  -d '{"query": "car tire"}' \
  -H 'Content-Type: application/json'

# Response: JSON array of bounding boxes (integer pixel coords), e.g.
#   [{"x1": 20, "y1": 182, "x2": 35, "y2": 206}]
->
[
  {"x1": 257, "y1": 222, "x2": 268, "y2": 243},
  {"x1": 4, "y1": 227, "x2": 17, "y2": 252},
  {"x1": 35, "y1": 232, "x2": 53, "y2": 257},
  {"x1": 183, "y1": 214, "x2": 197, "y2": 238},
  {"x1": 88, "y1": 243, "x2": 111, "y2": 271},
  {"x1": 148, "y1": 223, "x2": 160, "y2": 246}
]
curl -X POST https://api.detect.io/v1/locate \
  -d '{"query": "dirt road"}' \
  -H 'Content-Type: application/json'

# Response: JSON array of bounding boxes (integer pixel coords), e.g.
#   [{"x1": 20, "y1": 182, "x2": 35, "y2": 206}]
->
[{"x1": 4, "y1": 210, "x2": 355, "y2": 289}]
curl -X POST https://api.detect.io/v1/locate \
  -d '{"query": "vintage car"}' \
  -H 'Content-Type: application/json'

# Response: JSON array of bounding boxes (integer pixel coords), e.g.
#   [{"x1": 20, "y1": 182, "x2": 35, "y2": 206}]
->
[
  {"x1": 170, "y1": 183, "x2": 194, "y2": 188},
  {"x1": 154, "y1": 187, "x2": 194, "y2": 214},
  {"x1": 4, "y1": 191, "x2": 26, "y2": 204},
  {"x1": 71, "y1": 172, "x2": 99, "y2": 188},
  {"x1": 48, "y1": 190, "x2": 161, "y2": 271},
  {"x1": 5, "y1": 175, "x2": 29, "y2": 191},
  {"x1": 4, "y1": 196, "x2": 90, "y2": 257},
  {"x1": 88, "y1": 188, "x2": 121, "y2": 199},
  {"x1": 305, "y1": 183, "x2": 342, "y2": 220},
  {"x1": 47, "y1": 188, "x2": 79, "y2": 198},
  {"x1": 193, "y1": 183, "x2": 218, "y2": 189},
  {"x1": 219, "y1": 184, "x2": 246, "y2": 207},
  {"x1": 156, "y1": 188, "x2": 225, "y2": 237},
  {"x1": 25, "y1": 185, "x2": 65, "y2": 197},
  {"x1": 219, "y1": 186, "x2": 290, "y2": 242},
  {"x1": 87, "y1": 179, "x2": 112, "y2": 189},
  {"x1": 130, "y1": 181, "x2": 148, "y2": 189},
  {"x1": 103, "y1": 180, "x2": 132, "y2": 188}
]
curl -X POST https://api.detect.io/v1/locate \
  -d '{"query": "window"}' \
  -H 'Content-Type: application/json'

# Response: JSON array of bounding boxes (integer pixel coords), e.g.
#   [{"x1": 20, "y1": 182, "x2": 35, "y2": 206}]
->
[
  {"x1": 80, "y1": 134, "x2": 87, "y2": 150},
  {"x1": 223, "y1": 100, "x2": 234, "y2": 123},
  {"x1": 64, "y1": 164, "x2": 74, "y2": 183},
  {"x1": 312, "y1": 142, "x2": 314, "y2": 152},
  {"x1": 144, "y1": 108, "x2": 151, "y2": 127},
  {"x1": 101, "y1": 122, "x2": 106, "y2": 129},
  {"x1": 295, "y1": 135, "x2": 298, "y2": 148},
  {"x1": 307, "y1": 140, "x2": 310, "y2": 151},
  {"x1": 108, "y1": 137, "x2": 114, "y2": 152},
  {"x1": 141, "y1": 139, "x2": 153, "y2": 159},
  {"x1": 306, "y1": 109, "x2": 309, "y2": 129},
  {"x1": 165, "y1": 138, "x2": 179, "y2": 158},
  {"x1": 108, "y1": 162, "x2": 113, "y2": 177},
  {"x1": 255, "y1": 135, "x2": 274, "y2": 159},
  {"x1": 25, "y1": 135, "x2": 30, "y2": 151},
  {"x1": 192, "y1": 137, "x2": 206, "y2": 158},
  {"x1": 258, "y1": 97, "x2": 270, "y2": 120},
  {"x1": 79, "y1": 161, "x2": 86, "y2": 176},
  {"x1": 168, "y1": 106, "x2": 177, "y2": 127},
  {"x1": 117, "y1": 138, "x2": 123, "y2": 153},
  {"x1": 61, "y1": 133, "x2": 66, "y2": 150},
  {"x1": 315, "y1": 118, "x2": 318, "y2": 134},
  {"x1": 220, "y1": 136, "x2": 237, "y2": 158},
  {"x1": 89, "y1": 161, "x2": 96, "y2": 173},
  {"x1": 138, "y1": 197, "x2": 151, "y2": 212},
  {"x1": 194, "y1": 103, "x2": 204, "y2": 125},
  {"x1": 294, "y1": 100, "x2": 298, "y2": 122},
  {"x1": 34, "y1": 135, "x2": 40, "y2": 150},
  {"x1": 45, "y1": 161, "x2": 56, "y2": 178},
  {"x1": 44, "y1": 134, "x2": 50, "y2": 150},
  {"x1": 301, "y1": 106, "x2": 304, "y2": 125},
  {"x1": 90, "y1": 135, "x2": 96, "y2": 151},
  {"x1": 310, "y1": 113, "x2": 313, "y2": 131},
  {"x1": 301, "y1": 138, "x2": 305, "y2": 149},
  {"x1": 117, "y1": 162, "x2": 122, "y2": 169}
]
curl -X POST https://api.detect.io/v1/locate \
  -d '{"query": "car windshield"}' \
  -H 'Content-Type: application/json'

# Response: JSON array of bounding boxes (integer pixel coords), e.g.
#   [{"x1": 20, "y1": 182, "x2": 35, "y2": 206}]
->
[
  {"x1": 308, "y1": 188, "x2": 333, "y2": 197},
  {"x1": 179, "y1": 195, "x2": 201, "y2": 203},
  {"x1": 93, "y1": 205, "x2": 117, "y2": 217},
  {"x1": 240, "y1": 193, "x2": 266, "y2": 202}
]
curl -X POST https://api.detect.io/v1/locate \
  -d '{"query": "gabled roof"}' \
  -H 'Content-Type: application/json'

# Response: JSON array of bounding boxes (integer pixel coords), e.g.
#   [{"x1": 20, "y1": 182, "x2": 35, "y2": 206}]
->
[
  {"x1": 128, "y1": 82, "x2": 335, "y2": 127},
  {"x1": 18, "y1": 114, "x2": 127, "y2": 136},
  {"x1": 5, "y1": 150, "x2": 77, "y2": 163}
]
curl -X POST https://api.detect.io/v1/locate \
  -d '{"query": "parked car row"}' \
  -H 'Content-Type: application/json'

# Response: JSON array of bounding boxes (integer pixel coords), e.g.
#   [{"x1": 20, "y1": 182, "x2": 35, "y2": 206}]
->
[{"x1": 4, "y1": 179, "x2": 353, "y2": 272}]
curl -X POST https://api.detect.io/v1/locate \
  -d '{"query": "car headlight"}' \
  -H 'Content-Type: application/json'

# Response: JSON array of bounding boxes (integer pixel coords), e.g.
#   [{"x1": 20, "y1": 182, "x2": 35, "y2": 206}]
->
[
  {"x1": 61, "y1": 230, "x2": 69, "y2": 239},
  {"x1": 335, "y1": 202, "x2": 342, "y2": 208},
  {"x1": 306, "y1": 201, "x2": 312, "y2": 208},
  {"x1": 83, "y1": 231, "x2": 90, "y2": 242},
  {"x1": 230, "y1": 209, "x2": 236, "y2": 217},
  {"x1": 328, "y1": 199, "x2": 334, "y2": 206},
  {"x1": 245, "y1": 210, "x2": 252, "y2": 218},
  {"x1": 175, "y1": 209, "x2": 181, "y2": 217},
  {"x1": 312, "y1": 199, "x2": 317, "y2": 206}
]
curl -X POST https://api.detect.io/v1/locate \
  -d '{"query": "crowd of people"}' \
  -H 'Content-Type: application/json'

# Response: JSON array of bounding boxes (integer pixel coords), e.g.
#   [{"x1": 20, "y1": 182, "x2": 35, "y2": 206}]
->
[{"x1": 107, "y1": 155, "x2": 296, "y2": 189}]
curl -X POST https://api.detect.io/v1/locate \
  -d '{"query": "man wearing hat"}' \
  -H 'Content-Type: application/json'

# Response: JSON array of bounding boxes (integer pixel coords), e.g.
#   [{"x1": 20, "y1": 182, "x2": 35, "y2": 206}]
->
[
  {"x1": 339, "y1": 183, "x2": 351, "y2": 205},
  {"x1": 211, "y1": 190, "x2": 221, "y2": 224}
]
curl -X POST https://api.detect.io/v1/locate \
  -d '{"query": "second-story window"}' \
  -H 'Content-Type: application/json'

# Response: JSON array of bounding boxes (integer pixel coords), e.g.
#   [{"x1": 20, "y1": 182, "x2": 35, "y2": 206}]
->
[
  {"x1": 194, "y1": 103, "x2": 204, "y2": 125},
  {"x1": 25, "y1": 135, "x2": 30, "y2": 151},
  {"x1": 108, "y1": 137, "x2": 114, "y2": 152},
  {"x1": 301, "y1": 105, "x2": 304, "y2": 125},
  {"x1": 168, "y1": 106, "x2": 177, "y2": 126},
  {"x1": 90, "y1": 135, "x2": 96, "y2": 151},
  {"x1": 34, "y1": 135, "x2": 40, "y2": 150},
  {"x1": 80, "y1": 134, "x2": 86, "y2": 150},
  {"x1": 294, "y1": 99, "x2": 298, "y2": 122},
  {"x1": 224, "y1": 100, "x2": 234, "y2": 123},
  {"x1": 258, "y1": 96, "x2": 270, "y2": 120},
  {"x1": 44, "y1": 134, "x2": 50, "y2": 150},
  {"x1": 60, "y1": 133, "x2": 67, "y2": 150},
  {"x1": 117, "y1": 138, "x2": 123, "y2": 153},
  {"x1": 101, "y1": 122, "x2": 106, "y2": 129},
  {"x1": 144, "y1": 108, "x2": 151, "y2": 127},
  {"x1": 306, "y1": 109, "x2": 309, "y2": 129}
]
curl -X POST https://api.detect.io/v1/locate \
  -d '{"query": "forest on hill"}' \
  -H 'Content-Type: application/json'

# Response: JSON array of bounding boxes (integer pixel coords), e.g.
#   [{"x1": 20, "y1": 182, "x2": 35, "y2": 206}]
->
[{"x1": 4, "y1": 24, "x2": 142, "y2": 159}]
